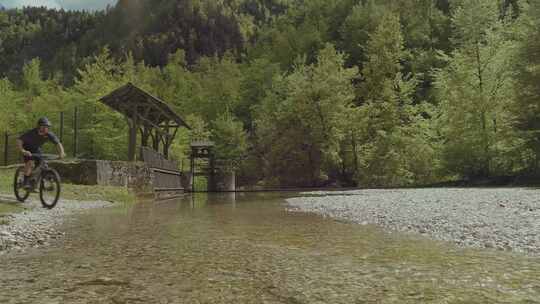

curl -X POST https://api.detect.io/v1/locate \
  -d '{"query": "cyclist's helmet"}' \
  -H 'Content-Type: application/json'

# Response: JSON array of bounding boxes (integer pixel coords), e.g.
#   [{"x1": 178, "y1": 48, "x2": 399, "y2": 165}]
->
[{"x1": 37, "y1": 117, "x2": 52, "y2": 127}]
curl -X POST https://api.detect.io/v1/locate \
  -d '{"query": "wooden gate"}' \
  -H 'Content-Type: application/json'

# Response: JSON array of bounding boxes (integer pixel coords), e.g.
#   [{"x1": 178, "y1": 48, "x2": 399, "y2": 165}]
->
[{"x1": 141, "y1": 147, "x2": 184, "y2": 198}]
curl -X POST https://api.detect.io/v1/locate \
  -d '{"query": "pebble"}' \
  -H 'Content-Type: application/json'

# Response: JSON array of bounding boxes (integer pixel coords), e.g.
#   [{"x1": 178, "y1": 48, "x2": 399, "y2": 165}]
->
[
  {"x1": 287, "y1": 188, "x2": 540, "y2": 255},
  {"x1": 0, "y1": 195, "x2": 112, "y2": 253}
]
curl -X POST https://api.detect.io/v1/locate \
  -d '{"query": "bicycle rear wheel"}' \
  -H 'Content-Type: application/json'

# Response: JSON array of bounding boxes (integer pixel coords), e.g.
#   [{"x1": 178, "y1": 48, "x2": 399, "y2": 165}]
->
[
  {"x1": 39, "y1": 170, "x2": 61, "y2": 209},
  {"x1": 13, "y1": 167, "x2": 30, "y2": 202}
]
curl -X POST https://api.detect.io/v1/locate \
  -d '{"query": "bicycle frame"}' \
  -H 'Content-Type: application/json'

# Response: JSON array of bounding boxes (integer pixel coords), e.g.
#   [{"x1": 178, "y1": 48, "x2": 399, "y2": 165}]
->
[{"x1": 26, "y1": 155, "x2": 58, "y2": 191}]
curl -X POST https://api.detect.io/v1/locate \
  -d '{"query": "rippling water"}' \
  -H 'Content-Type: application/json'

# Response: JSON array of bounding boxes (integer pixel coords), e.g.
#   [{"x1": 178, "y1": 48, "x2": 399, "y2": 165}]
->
[{"x1": 1, "y1": 192, "x2": 539, "y2": 303}]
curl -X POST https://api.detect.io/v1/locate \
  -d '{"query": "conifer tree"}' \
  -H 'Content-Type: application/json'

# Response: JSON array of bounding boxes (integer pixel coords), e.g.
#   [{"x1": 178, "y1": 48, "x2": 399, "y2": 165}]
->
[{"x1": 356, "y1": 13, "x2": 423, "y2": 186}]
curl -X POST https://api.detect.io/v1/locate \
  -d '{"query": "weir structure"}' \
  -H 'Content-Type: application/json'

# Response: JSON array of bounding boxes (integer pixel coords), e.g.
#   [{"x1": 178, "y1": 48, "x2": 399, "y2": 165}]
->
[
  {"x1": 100, "y1": 83, "x2": 191, "y2": 197},
  {"x1": 98, "y1": 83, "x2": 235, "y2": 195}
]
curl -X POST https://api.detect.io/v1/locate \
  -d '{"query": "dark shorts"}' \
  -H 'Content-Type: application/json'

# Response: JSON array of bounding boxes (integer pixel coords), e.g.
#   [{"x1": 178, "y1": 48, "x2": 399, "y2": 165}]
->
[{"x1": 23, "y1": 150, "x2": 42, "y2": 164}]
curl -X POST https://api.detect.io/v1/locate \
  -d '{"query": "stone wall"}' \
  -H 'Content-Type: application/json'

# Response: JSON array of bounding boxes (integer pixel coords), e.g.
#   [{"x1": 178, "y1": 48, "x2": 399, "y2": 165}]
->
[
  {"x1": 209, "y1": 171, "x2": 236, "y2": 192},
  {"x1": 48, "y1": 160, "x2": 236, "y2": 193},
  {"x1": 50, "y1": 160, "x2": 154, "y2": 193}
]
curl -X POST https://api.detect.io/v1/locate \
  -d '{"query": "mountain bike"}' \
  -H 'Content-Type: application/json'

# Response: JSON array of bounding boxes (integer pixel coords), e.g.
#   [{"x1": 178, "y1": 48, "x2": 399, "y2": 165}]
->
[{"x1": 13, "y1": 154, "x2": 62, "y2": 209}]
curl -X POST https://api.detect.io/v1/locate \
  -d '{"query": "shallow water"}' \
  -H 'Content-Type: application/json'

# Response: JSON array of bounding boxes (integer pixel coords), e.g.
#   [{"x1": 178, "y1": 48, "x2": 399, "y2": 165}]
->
[{"x1": 0, "y1": 192, "x2": 539, "y2": 303}]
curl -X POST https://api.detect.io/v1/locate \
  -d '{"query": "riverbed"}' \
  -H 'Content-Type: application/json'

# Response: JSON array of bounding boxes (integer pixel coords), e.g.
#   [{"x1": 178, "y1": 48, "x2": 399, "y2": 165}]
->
[
  {"x1": 287, "y1": 188, "x2": 540, "y2": 254},
  {"x1": 0, "y1": 192, "x2": 539, "y2": 303}
]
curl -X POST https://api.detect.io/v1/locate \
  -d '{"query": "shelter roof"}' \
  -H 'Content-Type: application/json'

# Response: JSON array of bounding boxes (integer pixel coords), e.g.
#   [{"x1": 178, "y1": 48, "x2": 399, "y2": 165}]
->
[{"x1": 100, "y1": 82, "x2": 190, "y2": 129}]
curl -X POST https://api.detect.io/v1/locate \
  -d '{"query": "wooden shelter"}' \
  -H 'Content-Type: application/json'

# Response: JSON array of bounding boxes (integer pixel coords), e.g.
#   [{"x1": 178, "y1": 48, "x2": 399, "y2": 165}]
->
[{"x1": 100, "y1": 83, "x2": 190, "y2": 161}]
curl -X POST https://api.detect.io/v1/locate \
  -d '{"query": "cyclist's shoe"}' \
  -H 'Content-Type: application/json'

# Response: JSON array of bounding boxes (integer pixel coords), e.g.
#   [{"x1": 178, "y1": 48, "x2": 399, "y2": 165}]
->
[{"x1": 22, "y1": 179, "x2": 32, "y2": 190}]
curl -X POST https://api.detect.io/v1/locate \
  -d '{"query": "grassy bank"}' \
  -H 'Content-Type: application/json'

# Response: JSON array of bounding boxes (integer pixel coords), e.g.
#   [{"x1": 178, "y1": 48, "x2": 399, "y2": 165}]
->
[{"x1": 0, "y1": 167, "x2": 136, "y2": 205}]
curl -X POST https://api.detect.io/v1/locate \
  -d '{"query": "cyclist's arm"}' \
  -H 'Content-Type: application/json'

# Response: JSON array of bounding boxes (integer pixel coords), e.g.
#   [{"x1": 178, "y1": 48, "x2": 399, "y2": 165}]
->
[
  {"x1": 16, "y1": 139, "x2": 31, "y2": 156},
  {"x1": 47, "y1": 132, "x2": 65, "y2": 159},
  {"x1": 56, "y1": 143, "x2": 66, "y2": 159}
]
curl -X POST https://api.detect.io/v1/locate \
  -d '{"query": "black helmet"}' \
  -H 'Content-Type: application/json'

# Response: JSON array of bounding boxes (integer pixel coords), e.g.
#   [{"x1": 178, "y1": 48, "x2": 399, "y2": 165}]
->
[{"x1": 37, "y1": 117, "x2": 52, "y2": 127}]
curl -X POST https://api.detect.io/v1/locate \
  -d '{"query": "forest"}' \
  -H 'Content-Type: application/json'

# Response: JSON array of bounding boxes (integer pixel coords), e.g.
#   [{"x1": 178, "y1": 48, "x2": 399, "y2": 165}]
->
[{"x1": 1, "y1": 0, "x2": 539, "y2": 188}]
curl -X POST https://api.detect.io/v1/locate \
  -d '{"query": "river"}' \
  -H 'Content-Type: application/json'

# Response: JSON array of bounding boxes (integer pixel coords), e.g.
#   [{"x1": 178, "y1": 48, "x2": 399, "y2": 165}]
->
[{"x1": 0, "y1": 192, "x2": 539, "y2": 303}]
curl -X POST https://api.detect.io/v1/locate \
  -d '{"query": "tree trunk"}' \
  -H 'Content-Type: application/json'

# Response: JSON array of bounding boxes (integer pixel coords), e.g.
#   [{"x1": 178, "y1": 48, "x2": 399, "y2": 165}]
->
[{"x1": 476, "y1": 41, "x2": 490, "y2": 177}]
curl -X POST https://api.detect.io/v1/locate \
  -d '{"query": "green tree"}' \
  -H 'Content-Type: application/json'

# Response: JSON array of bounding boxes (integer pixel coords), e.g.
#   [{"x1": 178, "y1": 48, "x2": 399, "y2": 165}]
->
[
  {"x1": 355, "y1": 12, "x2": 435, "y2": 186},
  {"x1": 0, "y1": 78, "x2": 25, "y2": 131},
  {"x1": 339, "y1": 0, "x2": 386, "y2": 68},
  {"x1": 238, "y1": 57, "x2": 281, "y2": 131},
  {"x1": 514, "y1": 1, "x2": 540, "y2": 172},
  {"x1": 255, "y1": 44, "x2": 357, "y2": 186},
  {"x1": 434, "y1": 0, "x2": 521, "y2": 178},
  {"x1": 212, "y1": 113, "x2": 248, "y2": 171},
  {"x1": 71, "y1": 48, "x2": 128, "y2": 159}
]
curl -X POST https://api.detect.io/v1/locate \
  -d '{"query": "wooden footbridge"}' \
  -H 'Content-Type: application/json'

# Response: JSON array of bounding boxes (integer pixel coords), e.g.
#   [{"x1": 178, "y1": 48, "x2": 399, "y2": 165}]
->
[{"x1": 100, "y1": 83, "x2": 234, "y2": 196}]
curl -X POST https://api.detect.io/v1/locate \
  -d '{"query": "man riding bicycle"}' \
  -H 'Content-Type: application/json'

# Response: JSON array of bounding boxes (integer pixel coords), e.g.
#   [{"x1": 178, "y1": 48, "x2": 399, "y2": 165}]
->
[{"x1": 16, "y1": 117, "x2": 66, "y2": 189}]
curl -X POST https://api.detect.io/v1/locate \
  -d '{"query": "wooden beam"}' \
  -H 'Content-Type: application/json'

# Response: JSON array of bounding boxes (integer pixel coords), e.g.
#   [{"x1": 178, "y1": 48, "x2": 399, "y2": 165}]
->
[
  {"x1": 112, "y1": 102, "x2": 167, "y2": 126},
  {"x1": 101, "y1": 83, "x2": 191, "y2": 129},
  {"x1": 159, "y1": 123, "x2": 181, "y2": 128},
  {"x1": 142, "y1": 95, "x2": 187, "y2": 128},
  {"x1": 133, "y1": 112, "x2": 168, "y2": 137}
]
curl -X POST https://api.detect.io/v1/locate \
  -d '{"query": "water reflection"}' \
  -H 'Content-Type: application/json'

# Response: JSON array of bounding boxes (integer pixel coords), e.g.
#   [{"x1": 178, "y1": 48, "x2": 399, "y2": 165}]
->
[{"x1": 0, "y1": 192, "x2": 539, "y2": 303}]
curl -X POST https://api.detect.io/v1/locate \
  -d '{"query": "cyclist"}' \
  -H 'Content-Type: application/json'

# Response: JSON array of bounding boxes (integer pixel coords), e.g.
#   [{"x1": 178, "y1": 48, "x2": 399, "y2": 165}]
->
[{"x1": 16, "y1": 117, "x2": 66, "y2": 189}]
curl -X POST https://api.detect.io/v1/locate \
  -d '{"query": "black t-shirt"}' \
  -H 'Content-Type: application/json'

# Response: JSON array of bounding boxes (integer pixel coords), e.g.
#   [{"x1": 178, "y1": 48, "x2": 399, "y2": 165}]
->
[{"x1": 18, "y1": 128, "x2": 60, "y2": 152}]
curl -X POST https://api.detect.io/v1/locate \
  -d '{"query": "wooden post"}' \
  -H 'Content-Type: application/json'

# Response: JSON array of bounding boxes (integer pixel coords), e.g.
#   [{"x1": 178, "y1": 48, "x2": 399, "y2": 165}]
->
[
  {"x1": 190, "y1": 148, "x2": 195, "y2": 193},
  {"x1": 163, "y1": 136, "x2": 171, "y2": 160},
  {"x1": 208, "y1": 151, "x2": 215, "y2": 192},
  {"x1": 128, "y1": 123, "x2": 136, "y2": 162},
  {"x1": 73, "y1": 107, "x2": 78, "y2": 158},
  {"x1": 163, "y1": 125, "x2": 170, "y2": 159},
  {"x1": 128, "y1": 124, "x2": 136, "y2": 161},
  {"x1": 59, "y1": 111, "x2": 64, "y2": 142},
  {"x1": 141, "y1": 127, "x2": 150, "y2": 147},
  {"x1": 152, "y1": 129, "x2": 160, "y2": 153},
  {"x1": 4, "y1": 132, "x2": 8, "y2": 166},
  {"x1": 128, "y1": 114, "x2": 138, "y2": 161},
  {"x1": 140, "y1": 126, "x2": 150, "y2": 161}
]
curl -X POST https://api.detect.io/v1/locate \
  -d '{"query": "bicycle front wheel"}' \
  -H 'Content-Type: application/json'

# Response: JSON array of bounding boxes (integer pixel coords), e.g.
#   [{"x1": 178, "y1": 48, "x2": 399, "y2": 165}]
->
[
  {"x1": 39, "y1": 170, "x2": 61, "y2": 209},
  {"x1": 13, "y1": 167, "x2": 30, "y2": 202}
]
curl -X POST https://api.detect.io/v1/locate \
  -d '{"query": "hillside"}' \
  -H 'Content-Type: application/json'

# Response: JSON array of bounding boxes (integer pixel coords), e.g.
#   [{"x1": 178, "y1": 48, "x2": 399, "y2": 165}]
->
[{"x1": 0, "y1": 0, "x2": 288, "y2": 84}]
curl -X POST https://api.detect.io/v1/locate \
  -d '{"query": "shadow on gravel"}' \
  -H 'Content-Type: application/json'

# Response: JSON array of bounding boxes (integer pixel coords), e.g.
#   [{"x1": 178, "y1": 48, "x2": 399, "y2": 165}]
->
[
  {"x1": 0, "y1": 195, "x2": 26, "y2": 216},
  {"x1": 0, "y1": 196, "x2": 22, "y2": 205}
]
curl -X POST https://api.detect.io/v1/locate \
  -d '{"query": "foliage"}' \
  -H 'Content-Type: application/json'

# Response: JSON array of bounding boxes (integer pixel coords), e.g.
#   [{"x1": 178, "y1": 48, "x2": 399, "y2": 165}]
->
[
  {"x1": 212, "y1": 113, "x2": 248, "y2": 171},
  {"x1": 0, "y1": 0, "x2": 537, "y2": 188},
  {"x1": 354, "y1": 12, "x2": 437, "y2": 186},
  {"x1": 514, "y1": 0, "x2": 540, "y2": 172},
  {"x1": 434, "y1": 0, "x2": 522, "y2": 178},
  {"x1": 254, "y1": 44, "x2": 357, "y2": 186}
]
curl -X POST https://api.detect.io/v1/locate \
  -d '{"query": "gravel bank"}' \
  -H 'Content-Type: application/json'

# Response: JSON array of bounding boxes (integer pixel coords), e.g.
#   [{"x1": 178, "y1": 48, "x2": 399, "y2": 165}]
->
[
  {"x1": 0, "y1": 195, "x2": 112, "y2": 254},
  {"x1": 286, "y1": 188, "x2": 540, "y2": 255}
]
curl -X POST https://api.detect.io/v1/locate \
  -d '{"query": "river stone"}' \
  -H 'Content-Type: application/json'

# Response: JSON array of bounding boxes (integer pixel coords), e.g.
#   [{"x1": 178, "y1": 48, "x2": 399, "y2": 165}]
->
[
  {"x1": 0, "y1": 196, "x2": 112, "y2": 254},
  {"x1": 287, "y1": 188, "x2": 540, "y2": 255}
]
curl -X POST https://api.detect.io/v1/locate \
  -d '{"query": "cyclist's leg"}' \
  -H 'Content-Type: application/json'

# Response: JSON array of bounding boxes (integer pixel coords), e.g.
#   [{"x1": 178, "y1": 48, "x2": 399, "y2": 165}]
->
[
  {"x1": 22, "y1": 156, "x2": 33, "y2": 187},
  {"x1": 32, "y1": 151, "x2": 42, "y2": 168},
  {"x1": 22, "y1": 149, "x2": 40, "y2": 187}
]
